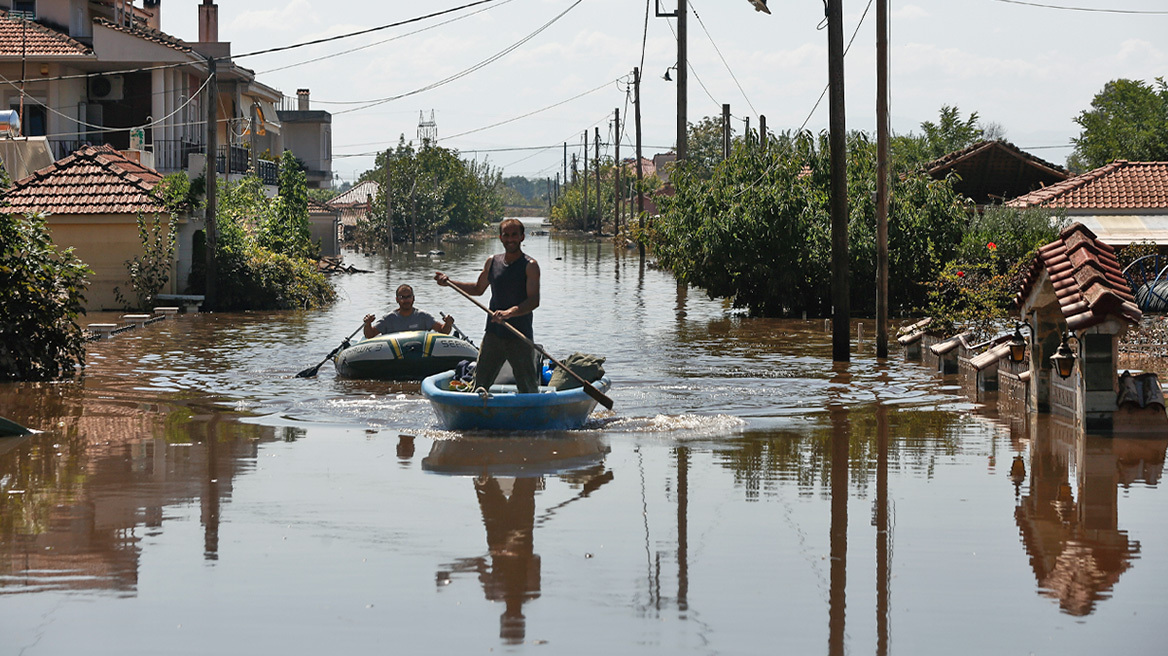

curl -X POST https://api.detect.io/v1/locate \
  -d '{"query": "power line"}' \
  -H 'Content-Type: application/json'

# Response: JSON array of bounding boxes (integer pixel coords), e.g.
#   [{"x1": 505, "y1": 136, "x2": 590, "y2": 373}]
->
[
  {"x1": 992, "y1": 0, "x2": 1168, "y2": 14},
  {"x1": 690, "y1": 1, "x2": 759, "y2": 117}
]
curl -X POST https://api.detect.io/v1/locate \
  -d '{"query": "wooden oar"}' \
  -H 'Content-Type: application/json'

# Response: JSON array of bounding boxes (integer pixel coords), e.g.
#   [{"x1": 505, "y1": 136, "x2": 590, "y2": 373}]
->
[
  {"x1": 442, "y1": 282, "x2": 614, "y2": 409},
  {"x1": 441, "y1": 312, "x2": 476, "y2": 347},
  {"x1": 295, "y1": 324, "x2": 364, "y2": 378},
  {"x1": 0, "y1": 415, "x2": 32, "y2": 437}
]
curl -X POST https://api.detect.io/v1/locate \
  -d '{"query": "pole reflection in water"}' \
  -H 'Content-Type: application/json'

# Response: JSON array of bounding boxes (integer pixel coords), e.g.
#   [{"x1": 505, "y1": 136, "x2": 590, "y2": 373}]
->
[
  {"x1": 876, "y1": 402, "x2": 891, "y2": 656},
  {"x1": 828, "y1": 401, "x2": 849, "y2": 656},
  {"x1": 424, "y1": 435, "x2": 612, "y2": 644}
]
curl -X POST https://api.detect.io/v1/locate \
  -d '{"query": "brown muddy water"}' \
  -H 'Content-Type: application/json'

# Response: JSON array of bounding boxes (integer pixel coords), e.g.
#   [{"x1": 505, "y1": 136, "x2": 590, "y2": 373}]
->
[{"x1": 2, "y1": 223, "x2": 1166, "y2": 655}]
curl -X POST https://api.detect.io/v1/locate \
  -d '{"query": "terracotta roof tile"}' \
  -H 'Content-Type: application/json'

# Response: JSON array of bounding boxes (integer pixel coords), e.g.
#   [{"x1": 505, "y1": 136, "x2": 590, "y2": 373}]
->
[
  {"x1": 0, "y1": 12, "x2": 91, "y2": 57},
  {"x1": 1015, "y1": 222, "x2": 1142, "y2": 331},
  {"x1": 6, "y1": 144, "x2": 167, "y2": 215},
  {"x1": 1006, "y1": 161, "x2": 1168, "y2": 210},
  {"x1": 92, "y1": 17, "x2": 193, "y2": 55},
  {"x1": 922, "y1": 140, "x2": 1068, "y2": 204},
  {"x1": 327, "y1": 180, "x2": 379, "y2": 208}
]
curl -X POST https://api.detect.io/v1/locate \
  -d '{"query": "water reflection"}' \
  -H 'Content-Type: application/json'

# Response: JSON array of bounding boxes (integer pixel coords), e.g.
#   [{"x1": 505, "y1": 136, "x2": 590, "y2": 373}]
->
[
  {"x1": 424, "y1": 435, "x2": 612, "y2": 644},
  {"x1": 1014, "y1": 416, "x2": 1168, "y2": 616},
  {"x1": 0, "y1": 396, "x2": 271, "y2": 594}
]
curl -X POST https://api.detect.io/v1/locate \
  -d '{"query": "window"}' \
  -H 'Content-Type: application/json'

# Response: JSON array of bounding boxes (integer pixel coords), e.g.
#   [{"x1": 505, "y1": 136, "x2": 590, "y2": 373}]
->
[
  {"x1": 12, "y1": 1, "x2": 36, "y2": 19},
  {"x1": 1083, "y1": 334, "x2": 1114, "y2": 391}
]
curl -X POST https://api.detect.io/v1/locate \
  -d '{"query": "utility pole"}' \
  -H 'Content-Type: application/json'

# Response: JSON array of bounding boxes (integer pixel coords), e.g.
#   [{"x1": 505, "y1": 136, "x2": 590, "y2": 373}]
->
[
  {"x1": 634, "y1": 67, "x2": 645, "y2": 257},
  {"x1": 828, "y1": 0, "x2": 850, "y2": 362},
  {"x1": 875, "y1": 0, "x2": 890, "y2": 359},
  {"x1": 677, "y1": 0, "x2": 687, "y2": 161},
  {"x1": 722, "y1": 103, "x2": 731, "y2": 160},
  {"x1": 614, "y1": 107, "x2": 621, "y2": 237},
  {"x1": 547, "y1": 177, "x2": 552, "y2": 215},
  {"x1": 563, "y1": 142, "x2": 568, "y2": 187},
  {"x1": 582, "y1": 130, "x2": 589, "y2": 231},
  {"x1": 384, "y1": 152, "x2": 393, "y2": 251},
  {"x1": 759, "y1": 114, "x2": 767, "y2": 150},
  {"x1": 203, "y1": 55, "x2": 218, "y2": 310},
  {"x1": 595, "y1": 126, "x2": 601, "y2": 234},
  {"x1": 249, "y1": 102, "x2": 258, "y2": 175}
]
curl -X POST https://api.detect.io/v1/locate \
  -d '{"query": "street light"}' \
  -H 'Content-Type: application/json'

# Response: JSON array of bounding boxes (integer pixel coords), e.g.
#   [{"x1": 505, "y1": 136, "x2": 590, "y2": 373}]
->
[
  {"x1": 1049, "y1": 332, "x2": 1080, "y2": 379},
  {"x1": 1008, "y1": 321, "x2": 1032, "y2": 363},
  {"x1": 748, "y1": 0, "x2": 771, "y2": 13}
]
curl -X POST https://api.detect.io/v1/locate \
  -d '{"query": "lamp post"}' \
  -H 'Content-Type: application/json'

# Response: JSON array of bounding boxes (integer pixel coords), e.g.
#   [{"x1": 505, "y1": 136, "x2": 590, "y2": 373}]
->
[{"x1": 656, "y1": 1, "x2": 687, "y2": 161}]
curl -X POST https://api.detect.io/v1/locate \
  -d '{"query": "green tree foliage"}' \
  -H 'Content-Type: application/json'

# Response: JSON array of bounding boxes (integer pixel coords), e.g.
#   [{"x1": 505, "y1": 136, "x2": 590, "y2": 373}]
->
[
  {"x1": 503, "y1": 176, "x2": 545, "y2": 207},
  {"x1": 355, "y1": 137, "x2": 501, "y2": 248},
  {"x1": 549, "y1": 161, "x2": 623, "y2": 230},
  {"x1": 112, "y1": 173, "x2": 194, "y2": 311},
  {"x1": 258, "y1": 151, "x2": 314, "y2": 259},
  {"x1": 893, "y1": 105, "x2": 995, "y2": 168},
  {"x1": 648, "y1": 130, "x2": 971, "y2": 317},
  {"x1": 685, "y1": 115, "x2": 734, "y2": 179},
  {"x1": 187, "y1": 174, "x2": 335, "y2": 311},
  {"x1": 1068, "y1": 78, "x2": 1168, "y2": 172},
  {"x1": 0, "y1": 209, "x2": 91, "y2": 380}
]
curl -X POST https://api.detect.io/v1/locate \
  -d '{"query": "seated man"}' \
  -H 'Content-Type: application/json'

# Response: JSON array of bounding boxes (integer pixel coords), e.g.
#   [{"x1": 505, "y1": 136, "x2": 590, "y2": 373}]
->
[{"x1": 363, "y1": 284, "x2": 454, "y2": 338}]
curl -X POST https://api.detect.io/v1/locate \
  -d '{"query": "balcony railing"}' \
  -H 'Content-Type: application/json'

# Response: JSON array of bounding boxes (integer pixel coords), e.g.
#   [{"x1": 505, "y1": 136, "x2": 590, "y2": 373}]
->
[{"x1": 47, "y1": 139, "x2": 277, "y2": 185}]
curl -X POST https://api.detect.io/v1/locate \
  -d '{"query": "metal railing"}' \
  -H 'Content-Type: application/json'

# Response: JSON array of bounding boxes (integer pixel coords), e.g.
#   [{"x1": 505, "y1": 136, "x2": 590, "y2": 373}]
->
[{"x1": 47, "y1": 139, "x2": 278, "y2": 185}]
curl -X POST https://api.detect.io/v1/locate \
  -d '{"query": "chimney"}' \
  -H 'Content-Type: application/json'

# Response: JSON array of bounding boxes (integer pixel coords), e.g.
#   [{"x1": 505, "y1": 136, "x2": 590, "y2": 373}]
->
[
  {"x1": 198, "y1": 0, "x2": 218, "y2": 43},
  {"x1": 144, "y1": 0, "x2": 161, "y2": 31},
  {"x1": 297, "y1": 89, "x2": 310, "y2": 111}
]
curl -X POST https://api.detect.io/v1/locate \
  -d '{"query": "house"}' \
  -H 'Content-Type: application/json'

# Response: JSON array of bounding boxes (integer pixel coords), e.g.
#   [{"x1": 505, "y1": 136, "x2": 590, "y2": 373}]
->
[
  {"x1": 924, "y1": 140, "x2": 1068, "y2": 208},
  {"x1": 1007, "y1": 160, "x2": 1168, "y2": 247},
  {"x1": 1012, "y1": 222, "x2": 1163, "y2": 433},
  {"x1": 308, "y1": 198, "x2": 339, "y2": 257},
  {"x1": 4, "y1": 143, "x2": 194, "y2": 311},
  {"x1": 277, "y1": 89, "x2": 332, "y2": 190},
  {"x1": 327, "y1": 179, "x2": 379, "y2": 240},
  {"x1": 0, "y1": 1, "x2": 328, "y2": 186}
]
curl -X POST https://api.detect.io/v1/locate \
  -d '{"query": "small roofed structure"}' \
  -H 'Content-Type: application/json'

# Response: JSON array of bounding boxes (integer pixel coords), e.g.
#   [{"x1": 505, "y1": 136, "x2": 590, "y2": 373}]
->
[
  {"x1": 327, "y1": 180, "x2": 379, "y2": 241},
  {"x1": 924, "y1": 140, "x2": 1068, "y2": 208},
  {"x1": 1014, "y1": 222, "x2": 1161, "y2": 432}
]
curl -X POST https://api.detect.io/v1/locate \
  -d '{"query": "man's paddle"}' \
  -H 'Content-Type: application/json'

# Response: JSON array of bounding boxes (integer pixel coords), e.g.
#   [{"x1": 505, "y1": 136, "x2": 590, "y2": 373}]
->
[
  {"x1": 441, "y1": 312, "x2": 476, "y2": 347},
  {"x1": 295, "y1": 324, "x2": 364, "y2": 378},
  {"x1": 441, "y1": 283, "x2": 614, "y2": 410}
]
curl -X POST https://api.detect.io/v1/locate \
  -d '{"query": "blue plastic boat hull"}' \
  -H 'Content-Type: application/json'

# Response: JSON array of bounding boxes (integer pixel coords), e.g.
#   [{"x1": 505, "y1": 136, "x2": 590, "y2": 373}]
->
[{"x1": 421, "y1": 371, "x2": 611, "y2": 431}]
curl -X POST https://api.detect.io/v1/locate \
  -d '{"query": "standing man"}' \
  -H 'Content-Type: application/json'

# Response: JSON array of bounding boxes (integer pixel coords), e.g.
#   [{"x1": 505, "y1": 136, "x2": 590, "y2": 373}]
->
[{"x1": 435, "y1": 218, "x2": 541, "y2": 393}]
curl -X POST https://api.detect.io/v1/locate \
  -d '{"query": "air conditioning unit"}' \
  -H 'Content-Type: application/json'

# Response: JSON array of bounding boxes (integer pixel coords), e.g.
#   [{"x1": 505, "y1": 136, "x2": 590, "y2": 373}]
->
[{"x1": 88, "y1": 75, "x2": 124, "y2": 101}]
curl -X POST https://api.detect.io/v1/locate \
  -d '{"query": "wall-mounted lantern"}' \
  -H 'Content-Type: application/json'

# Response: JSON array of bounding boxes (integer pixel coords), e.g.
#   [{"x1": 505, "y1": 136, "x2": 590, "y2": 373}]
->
[
  {"x1": 1049, "y1": 332, "x2": 1080, "y2": 379},
  {"x1": 1009, "y1": 321, "x2": 1032, "y2": 363}
]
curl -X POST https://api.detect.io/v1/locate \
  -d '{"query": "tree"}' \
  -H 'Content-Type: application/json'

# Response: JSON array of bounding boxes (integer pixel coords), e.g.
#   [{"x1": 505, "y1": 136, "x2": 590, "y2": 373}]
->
[
  {"x1": 0, "y1": 209, "x2": 91, "y2": 380},
  {"x1": 894, "y1": 105, "x2": 993, "y2": 168},
  {"x1": 1068, "y1": 78, "x2": 1168, "y2": 172},
  {"x1": 685, "y1": 116, "x2": 734, "y2": 178},
  {"x1": 259, "y1": 150, "x2": 313, "y2": 259}
]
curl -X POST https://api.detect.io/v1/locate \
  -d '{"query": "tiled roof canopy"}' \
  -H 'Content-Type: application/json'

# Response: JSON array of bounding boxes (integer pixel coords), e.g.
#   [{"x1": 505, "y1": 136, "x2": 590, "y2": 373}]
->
[
  {"x1": 1007, "y1": 161, "x2": 1168, "y2": 210},
  {"x1": 0, "y1": 12, "x2": 92, "y2": 57},
  {"x1": 6, "y1": 145, "x2": 167, "y2": 215},
  {"x1": 327, "y1": 180, "x2": 379, "y2": 208},
  {"x1": 923, "y1": 140, "x2": 1068, "y2": 206},
  {"x1": 1015, "y1": 222, "x2": 1142, "y2": 331}
]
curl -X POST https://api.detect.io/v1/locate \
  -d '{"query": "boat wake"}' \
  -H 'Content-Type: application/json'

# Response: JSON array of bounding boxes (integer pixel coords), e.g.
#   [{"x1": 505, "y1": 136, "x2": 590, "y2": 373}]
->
[{"x1": 593, "y1": 413, "x2": 746, "y2": 436}]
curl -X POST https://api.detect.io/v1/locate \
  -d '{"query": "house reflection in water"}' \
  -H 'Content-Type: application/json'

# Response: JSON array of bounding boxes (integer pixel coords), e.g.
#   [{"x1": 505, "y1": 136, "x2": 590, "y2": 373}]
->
[
  {"x1": 1013, "y1": 416, "x2": 1168, "y2": 615},
  {"x1": 425, "y1": 436, "x2": 612, "y2": 644},
  {"x1": 0, "y1": 397, "x2": 275, "y2": 595}
]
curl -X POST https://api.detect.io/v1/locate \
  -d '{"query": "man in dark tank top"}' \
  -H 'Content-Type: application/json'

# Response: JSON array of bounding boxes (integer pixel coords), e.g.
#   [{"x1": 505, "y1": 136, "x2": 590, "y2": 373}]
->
[{"x1": 434, "y1": 218, "x2": 541, "y2": 392}]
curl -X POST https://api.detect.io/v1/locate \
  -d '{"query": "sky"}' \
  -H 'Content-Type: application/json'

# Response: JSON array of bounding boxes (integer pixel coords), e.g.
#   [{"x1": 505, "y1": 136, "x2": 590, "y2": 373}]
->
[{"x1": 160, "y1": 0, "x2": 1168, "y2": 186}]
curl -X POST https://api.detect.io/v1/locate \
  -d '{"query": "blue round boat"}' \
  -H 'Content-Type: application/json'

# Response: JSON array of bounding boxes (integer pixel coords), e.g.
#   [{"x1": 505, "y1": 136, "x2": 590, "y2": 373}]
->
[{"x1": 421, "y1": 371, "x2": 611, "y2": 431}]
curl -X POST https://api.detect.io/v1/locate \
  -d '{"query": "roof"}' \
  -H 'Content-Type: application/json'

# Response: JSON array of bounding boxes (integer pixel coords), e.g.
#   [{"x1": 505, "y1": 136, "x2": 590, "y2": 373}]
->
[
  {"x1": 923, "y1": 140, "x2": 1068, "y2": 205},
  {"x1": 328, "y1": 180, "x2": 379, "y2": 207},
  {"x1": 0, "y1": 12, "x2": 92, "y2": 57},
  {"x1": 6, "y1": 144, "x2": 167, "y2": 215},
  {"x1": 1007, "y1": 161, "x2": 1168, "y2": 211},
  {"x1": 308, "y1": 198, "x2": 338, "y2": 215},
  {"x1": 1015, "y1": 222, "x2": 1142, "y2": 331},
  {"x1": 92, "y1": 16, "x2": 194, "y2": 55}
]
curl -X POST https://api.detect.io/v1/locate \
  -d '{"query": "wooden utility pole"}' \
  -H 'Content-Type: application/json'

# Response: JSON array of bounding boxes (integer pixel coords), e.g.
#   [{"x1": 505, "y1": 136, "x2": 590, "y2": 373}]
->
[
  {"x1": 546, "y1": 177, "x2": 552, "y2": 215},
  {"x1": 582, "y1": 130, "x2": 589, "y2": 231},
  {"x1": 722, "y1": 103, "x2": 731, "y2": 160},
  {"x1": 634, "y1": 67, "x2": 645, "y2": 257},
  {"x1": 384, "y1": 152, "x2": 393, "y2": 251},
  {"x1": 677, "y1": 0, "x2": 688, "y2": 161},
  {"x1": 828, "y1": 0, "x2": 850, "y2": 362},
  {"x1": 563, "y1": 142, "x2": 568, "y2": 185},
  {"x1": 249, "y1": 102, "x2": 259, "y2": 174},
  {"x1": 203, "y1": 55, "x2": 218, "y2": 310},
  {"x1": 614, "y1": 107, "x2": 621, "y2": 236},
  {"x1": 759, "y1": 114, "x2": 767, "y2": 150},
  {"x1": 595, "y1": 126, "x2": 601, "y2": 233},
  {"x1": 875, "y1": 0, "x2": 890, "y2": 359}
]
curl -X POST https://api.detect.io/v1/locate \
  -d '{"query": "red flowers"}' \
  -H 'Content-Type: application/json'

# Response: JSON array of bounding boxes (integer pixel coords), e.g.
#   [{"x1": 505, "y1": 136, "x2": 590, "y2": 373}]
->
[
  {"x1": 987, "y1": 242, "x2": 997, "y2": 250},
  {"x1": 957, "y1": 270, "x2": 965, "y2": 278}
]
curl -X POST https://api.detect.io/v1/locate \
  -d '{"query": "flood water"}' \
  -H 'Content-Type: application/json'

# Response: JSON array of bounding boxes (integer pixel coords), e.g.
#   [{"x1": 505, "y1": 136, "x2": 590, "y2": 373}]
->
[{"x1": 2, "y1": 223, "x2": 1166, "y2": 655}]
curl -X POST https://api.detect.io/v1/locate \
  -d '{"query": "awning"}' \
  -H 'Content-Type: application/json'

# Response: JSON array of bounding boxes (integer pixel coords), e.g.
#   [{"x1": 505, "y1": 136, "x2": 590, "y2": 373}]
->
[{"x1": 244, "y1": 100, "x2": 281, "y2": 136}]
